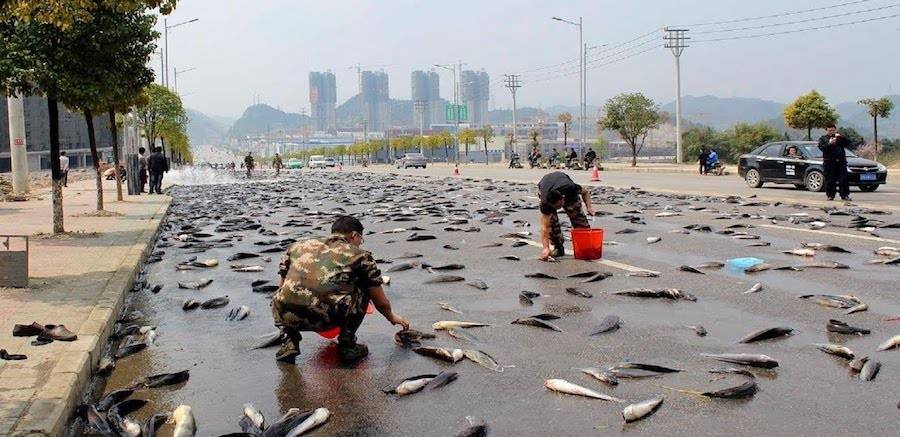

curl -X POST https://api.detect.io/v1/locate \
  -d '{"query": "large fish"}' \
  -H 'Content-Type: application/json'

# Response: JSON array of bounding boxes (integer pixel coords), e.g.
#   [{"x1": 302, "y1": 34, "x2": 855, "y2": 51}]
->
[
  {"x1": 511, "y1": 317, "x2": 564, "y2": 332},
  {"x1": 454, "y1": 416, "x2": 488, "y2": 437},
  {"x1": 423, "y1": 275, "x2": 466, "y2": 284},
  {"x1": 565, "y1": 287, "x2": 593, "y2": 298},
  {"x1": 738, "y1": 326, "x2": 793, "y2": 343},
  {"x1": 227, "y1": 252, "x2": 260, "y2": 261},
  {"x1": 200, "y1": 296, "x2": 230, "y2": 309},
  {"x1": 610, "y1": 288, "x2": 696, "y2": 301},
  {"x1": 826, "y1": 319, "x2": 870, "y2": 335},
  {"x1": 799, "y1": 294, "x2": 861, "y2": 309},
  {"x1": 859, "y1": 360, "x2": 881, "y2": 381},
  {"x1": 432, "y1": 321, "x2": 491, "y2": 330},
  {"x1": 177, "y1": 279, "x2": 213, "y2": 290},
  {"x1": 876, "y1": 334, "x2": 900, "y2": 351},
  {"x1": 700, "y1": 353, "x2": 779, "y2": 369},
  {"x1": 387, "y1": 262, "x2": 418, "y2": 272},
  {"x1": 171, "y1": 405, "x2": 196, "y2": 437},
  {"x1": 544, "y1": 379, "x2": 623, "y2": 402},
  {"x1": 134, "y1": 369, "x2": 190, "y2": 389},
  {"x1": 463, "y1": 349, "x2": 503, "y2": 372},
  {"x1": 524, "y1": 272, "x2": 558, "y2": 280},
  {"x1": 591, "y1": 315, "x2": 621, "y2": 335},
  {"x1": 239, "y1": 403, "x2": 265, "y2": 435},
  {"x1": 578, "y1": 367, "x2": 618, "y2": 386},
  {"x1": 384, "y1": 374, "x2": 437, "y2": 396},
  {"x1": 622, "y1": 397, "x2": 663, "y2": 423},
  {"x1": 395, "y1": 329, "x2": 436, "y2": 346},
  {"x1": 801, "y1": 242, "x2": 852, "y2": 253},
  {"x1": 814, "y1": 343, "x2": 854, "y2": 359},
  {"x1": 284, "y1": 407, "x2": 331, "y2": 436},
  {"x1": 226, "y1": 305, "x2": 250, "y2": 321},
  {"x1": 413, "y1": 346, "x2": 464, "y2": 363}
]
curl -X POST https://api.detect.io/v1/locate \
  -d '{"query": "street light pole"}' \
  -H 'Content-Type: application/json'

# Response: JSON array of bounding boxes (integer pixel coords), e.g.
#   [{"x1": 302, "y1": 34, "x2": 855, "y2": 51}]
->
[
  {"x1": 163, "y1": 18, "x2": 199, "y2": 90},
  {"x1": 552, "y1": 16, "x2": 584, "y2": 157},
  {"x1": 173, "y1": 67, "x2": 196, "y2": 93}
]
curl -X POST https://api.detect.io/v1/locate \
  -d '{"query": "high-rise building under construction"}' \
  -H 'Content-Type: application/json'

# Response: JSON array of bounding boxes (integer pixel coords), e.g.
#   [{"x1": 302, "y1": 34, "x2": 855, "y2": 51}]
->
[
  {"x1": 309, "y1": 71, "x2": 336, "y2": 132},
  {"x1": 460, "y1": 70, "x2": 490, "y2": 126},
  {"x1": 361, "y1": 71, "x2": 390, "y2": 131},
  {"x1": 411, "y1": 70, "x2": 442, "y2": 129}
]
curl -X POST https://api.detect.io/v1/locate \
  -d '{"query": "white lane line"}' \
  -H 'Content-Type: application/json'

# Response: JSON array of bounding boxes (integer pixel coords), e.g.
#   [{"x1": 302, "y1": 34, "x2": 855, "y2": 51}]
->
[
  {"x1": 760, "y1": 224, "x2": 900, "y2": 244},
  {"x1": 510, "y1": 238, "x2": 660, "y2": 274}
]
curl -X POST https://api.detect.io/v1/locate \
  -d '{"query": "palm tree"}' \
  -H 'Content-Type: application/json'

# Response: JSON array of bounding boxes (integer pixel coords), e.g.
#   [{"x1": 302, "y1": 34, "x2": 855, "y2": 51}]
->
[
  {"x1": 479, "y1": 126, "x2": 494, "y2": 164},
  {"x1": 558, "y1": 112, "x2": 572, "y2": 145},
  {"x1": 858, "y1": 97, "x2": 894, "y2": 161}
]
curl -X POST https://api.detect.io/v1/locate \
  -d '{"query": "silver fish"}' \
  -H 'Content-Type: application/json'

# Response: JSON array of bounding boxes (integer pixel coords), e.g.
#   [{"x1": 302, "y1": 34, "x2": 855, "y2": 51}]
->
[
  {"x1": 171, "y1": 405, "x2": 196, "y2": 437},
  {"x1": 876, "y1": 334, "x2": 900, "y2": 351},
  {"x1": 439, "y1": 302, "x2": 463, "y2": 314},
  {"x1": 463, "y1": 349, "x2": 503, "y2": 372},
  {"x1": 859, "y1": 360, "x2": 881, "y2": 381},
  {"x1": 646, "y1": 237, "x2": 662, "y2": 244},
  {"x1": 739, "y1": 327, "x2": 793, "y2": 343},
  {"x1": 700, "y1": 353, "x2": 779, "y2": 369},
  {"x1": 814, "y1": 343, "x2": 854, "y2": 359},
  {"x1": 844, "y1": 303, "x2": 868, "y2": 315},
  {"x1": 433, "y1": 321, "x2": 491, "y2": 330},
  {"x1": 578, "y1": 367, "x2": 619, "y2": 386},
  {"x1": 743, "y1": 283, "x2": 763, "y2": 294},
  {"x1": 413, "y1": 346, "x2": 464, "y2": 363},
  {"x1": 284, "y1": 407, "x2": 330, "y2": 437},
  {"x1": 544, "y1": 379, "x2": 623, "y2": 402},
  {"x1": 177, "y1": 279, "x2": 213, "y2": 290},
  {"x1": 622, "y1": 397, "x2": 664, "y2": 423}
]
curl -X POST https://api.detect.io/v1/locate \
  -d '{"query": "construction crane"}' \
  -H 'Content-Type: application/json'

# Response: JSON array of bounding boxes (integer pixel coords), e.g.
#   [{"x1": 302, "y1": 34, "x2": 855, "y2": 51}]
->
[{"x1": 347, "y1": 63, "x2": 395, "y2": 96}]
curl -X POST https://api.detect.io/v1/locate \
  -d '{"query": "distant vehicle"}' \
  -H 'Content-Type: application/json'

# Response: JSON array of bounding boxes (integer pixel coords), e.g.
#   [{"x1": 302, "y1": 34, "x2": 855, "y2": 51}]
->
[
  {"x1": 738, "y1": 141, "x2": 888, "y2": 192},
  {"x1": 308, "y1": 155, "x2": 335, "y2": 169},
  {"x1": 285, "y1": 158, "x2": 303, "y2": 169},
  {"x1": 396, "y1": 153, "x2": 427, "y2": 169}
]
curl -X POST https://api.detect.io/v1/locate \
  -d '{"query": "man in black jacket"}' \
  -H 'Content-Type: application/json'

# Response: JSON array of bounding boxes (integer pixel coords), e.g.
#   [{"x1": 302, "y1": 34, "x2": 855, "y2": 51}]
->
[
  {"x1": 147, "y1": 147, "x2": 169, "y2": 194},
  {"x1": 817, "y1": 124, "x2": 851, "y2": 201}
]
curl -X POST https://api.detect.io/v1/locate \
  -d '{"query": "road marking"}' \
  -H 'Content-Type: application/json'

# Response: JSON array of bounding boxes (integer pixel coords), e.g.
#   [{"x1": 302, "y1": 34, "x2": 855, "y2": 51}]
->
[
  {"x1": 760, "y1": 224, "x2": 900, "y2": 244},
  {"x1": 510, "y1": 238, "x2": 660, "y2": 274}
]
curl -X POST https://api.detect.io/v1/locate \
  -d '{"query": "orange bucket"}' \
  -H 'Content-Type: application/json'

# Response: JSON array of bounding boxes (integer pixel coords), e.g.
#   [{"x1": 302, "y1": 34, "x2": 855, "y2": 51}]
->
[
  {"x1": 315, "y1": 302, "x2": 375, "y2": 339},
  {"x1": 571, "y1": 228, "x2": 604, "y2": 260}
]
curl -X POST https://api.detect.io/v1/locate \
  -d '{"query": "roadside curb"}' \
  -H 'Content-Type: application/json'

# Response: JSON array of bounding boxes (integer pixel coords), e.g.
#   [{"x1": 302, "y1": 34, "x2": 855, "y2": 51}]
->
[{"x1": 7, "y1": 197, "x2": 172, "y2": 437}]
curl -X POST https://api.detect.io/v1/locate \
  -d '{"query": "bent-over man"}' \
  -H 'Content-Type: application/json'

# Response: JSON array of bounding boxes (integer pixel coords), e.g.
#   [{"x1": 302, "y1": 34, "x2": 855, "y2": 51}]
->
[{"x1": 538, "y1": 171, "x2": 596, "y2": 260}]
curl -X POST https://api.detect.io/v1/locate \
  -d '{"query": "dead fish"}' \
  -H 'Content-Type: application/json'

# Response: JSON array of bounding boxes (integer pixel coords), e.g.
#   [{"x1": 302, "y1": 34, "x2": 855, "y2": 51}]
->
[
  {"x1": 394, "y1": 252, "x2": 423, "y2": 260},
  {"x1": 845, "y1": 303, "x2": 869, "y2": 315},
  {"x1": 150, "y1": 284, "x2": 163, "y2": 294},
  {"x1": 387, "y1": 262, "x2": 418, "y2": 272},
  {"x1": 384, "y1": 374, "x2": 437, "y2": 396},
  {"x1": 616, "y1": 228, "x2": 640, "y2": 234},
  {"x1": 565, "y1": 287, "x2": 593, "y2": 298},
  {"x1": 578, "y1": 367, "x2": 619, "y2": 386},
  {"x1": 814, "y1": 343, "x2": 855, "y2": 359},
  {"x1": 799, "y1": 294, "x2": 861, "y2": 309},
  {"x1": 783, "y1": 248, "x2": 816, "y2": 257},
  {"x1": 115, "y1": 342, "x2": 147, "y2": 359},
  {"x1": 694, "y1": 261, "x2": 725, "y2": 269},
  {"x1": 655, "y1": 211, "x2": 681, "y2": 217},
  {"x1": 520, "y1": 290, "x2": 541, "y2": 299},
  {"x1": 226, "y1": 305, "x2": 250, "y2": 321},
  {"x1": 406, "y1": 234, "x2": 437, "y2": 241},
  {"x1": 253, "y1": 331, "x2": 287, "y2": 349},
  {"x1": 739, "y1": 327, "x2": 793, "y2": 343},
  {"x1": 382, "y1": 228, "x2": 408, "y2": 234},
  {"x1": 849, "y1": 356, "x2": 869, "y2": 372},
  {"x1": 677, "y1": 265, "x2": 705, "y2": 274},
  {"x1": 478, "y1": 242, "x2": 503, "y2": 248},
  {"x1": 423, "y1": 371, "x2": 459, "y2": 391},
  {"x1": 826, "y1": 319, "x2": 870, "y2": 335},
  {"x1": 511, "y1": 317, "x2": 564, "y2": 332},
  {"x1": 463, "y1": 349, "x2": 503, "y2": 372},
  {"x1": 499, "y1": 255, "x2": 521, "y2": 261},
  {"x1": 591, "y1": 315, "x2": 621, "y2": 335},
  {"x1": 743, "y1": 283, "x2": 763, "y2": 294},
  {"x1": 182, "y1": 300, "x2": 200, "y2": 311},
  {"x1": 746, "y1": 241, "x2": 771, "y2": 247},
  {"x1": 134, "y1": 370, "x2": 190, "y2": 389},
  {"x1": 860, "y1": 360, "x2": 881, "y2": 381},
  {"x1": 252, "y1": 284, "x2": 279, "y2": 294},
  {"x1": 447, "y1": 328, "x2": 480, "y2": 345},
  {"x1": 568, "y1": 271, "x2": 604, "y2": 278},
  {"x1": 178, "y1": 279, "x2": 213, "y2": 290},
  {"x1": 801, "y1": 242, "x2": 852, "y2": 253},
  {"x1": 282, "y1": 407, "x2": 331, "y2": 436},
  {"x1": 610, "y1": 288, "x2": 697, "y2": 301},
  {"x1": 701, "y1": 353, "x2": 779, "y2": 369},
  {"x1": 455, "y1": 416, "x2": 488, "y2": 437},
  {"x1": 239, "y1": 403, "x2": 266, "y2": 435},
  {"x1": 423, "y1": 275, "x2": 466, "y2": 284},
  {"x1": 623, "y1": 397, "x2": 663, "y2": 423},
  {"x1": 744, "y1": 263, "x2": 772, "y2": 273},
  {"x1": 511, "y1": 241, "x2": 528, "y2": 248},
  {"x1": 613, "y1": 362, "x2": 683, "y2": 374},
  {"x1": 227, "y1": 252, "x2": 260, "y2": 261},
  {"x1": 467, "y1": 280, "x2": 489, "y2": 290},
  {"x1": 544, "y1": 379, "x2": 623, "y2": 402},
  {"x1": 200, "y1": 296, "x2": 230, "y2": 309},
  {"x1": 413, "y1": 346, "x2": 464, "y2": 363},
  {"x1": 429, "y1": 264, "x2": 466, "y2": 271},
  {"x1": 433, "y1": 321, "x2": 491, "y2": 330},
  {"x1": 700, "y1": 376, "x2": 757, "y2": 399},
  {"x1": 583, "y1": 272, "x2": 612, "y2": 283},
  {"x1": 524, "y1": 272, "x2": 557, "y2": 280},
  {"x1": 876, "y1": 334, "x2": 900, "y2": 351},
  {"x1": 802, "y1": 261, "x2": 849, "y2": 269},
  {"x1": 646, "y1": 237, "x2": 662, "y2": 244},
  {"x1": 688, "y1": 325, "x2": 708, "y2": 337},
  {"x1": 443, "y1": 244, "x2": 459, "y2": 250},
  {"x1": 627, "y1": 270, "x2": 659, "y2": 277},
  {"x1": 96, "y1": 389, "x2": 135, "y2": 412},
  {"x1": 394, "y1": 329, "x2": 436, "y2": 346},
  {"x1": 143, "y1": 413, "x2": 169, "y2": 437},
  {"x1": 439, "y1": 302, "x2": 463, "y2": 314}
]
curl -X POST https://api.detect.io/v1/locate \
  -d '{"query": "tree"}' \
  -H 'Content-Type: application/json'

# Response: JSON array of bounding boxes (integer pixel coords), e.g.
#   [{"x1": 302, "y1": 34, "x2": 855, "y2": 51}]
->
[
  {"x1": 425, "y1": 135, "x2": 442, "y2": 159},
  {"x1": 133, "y1": 84, "x2": 187, "y2": 155},
  {"x1": 858, "y1": 97, "x2": 894, "y2": 161},
  {"x1": 681, "y1": 126, "x2": 724, "y2": 164},
  {"x1": 435, "y1": 131, "x2": 454, "y2": 160},
  {"x1": 597, "y1": 93, "x2": 663, "y2": 167},
  {"x1": 557, "y1": 112, "x2": 572, "y2": 145},
  {"x1": 784, "y1": 90, "x2": 838, "y2": 140},
  {"x1": 838, "y1": 126, "x2": 865, "y2": 150},
  {"x1": 478, "y1": 126, "x2": 494, "y2": 165},
  {"x1": 1, "y1": 0, "x2": 175, "y2": 29},
  {"x1": 528, "y1": 129, "x2": 540, "y2": 150},
  {"x1": 722, "y1": 122, "x2": 780, "y2": 162},
  {"x1": 458, "y1": 128, "x2": 477, "y2": 161}
]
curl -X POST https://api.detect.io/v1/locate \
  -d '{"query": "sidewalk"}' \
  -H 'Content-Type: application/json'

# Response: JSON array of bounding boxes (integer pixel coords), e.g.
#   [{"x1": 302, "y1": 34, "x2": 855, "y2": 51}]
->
[{"x1": 0, "y1": 178, "x2": 170, "y2": 436}]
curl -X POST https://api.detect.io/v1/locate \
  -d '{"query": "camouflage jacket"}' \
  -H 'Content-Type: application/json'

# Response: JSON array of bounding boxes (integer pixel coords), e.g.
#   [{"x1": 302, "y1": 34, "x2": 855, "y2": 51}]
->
[{"x1": 273, "y1": 235, "x2": 383, "y2": 311}]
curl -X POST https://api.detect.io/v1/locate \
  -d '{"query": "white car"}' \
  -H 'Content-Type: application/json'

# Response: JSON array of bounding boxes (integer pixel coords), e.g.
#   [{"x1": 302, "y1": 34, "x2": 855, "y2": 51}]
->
[{"x1": 308, "y1": 155, "x2": 336, "y2": 169}]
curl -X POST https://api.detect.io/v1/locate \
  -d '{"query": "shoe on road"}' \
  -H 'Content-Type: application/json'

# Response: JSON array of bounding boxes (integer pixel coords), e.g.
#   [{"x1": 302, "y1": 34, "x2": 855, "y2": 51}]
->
[
  {"x1": 275, "y1": 340, "x2": 300, "y2": 364},
  {"x1": 12, "y1": 322, "x2": 44, "y2": 337},
  {"x1": 42, "y1": 324, "x2": 77, "y2": 341},
  {"x1": 338, "y1": 342, "x2": 369, "y2": 362}
]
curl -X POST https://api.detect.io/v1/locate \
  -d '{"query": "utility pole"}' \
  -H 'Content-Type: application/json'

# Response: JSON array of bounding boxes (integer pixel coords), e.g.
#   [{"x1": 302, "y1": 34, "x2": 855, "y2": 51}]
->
[
  {"x1": 664, "y1": 27, "x2": 689, "y2": 164},
  {"x1": 7, "y1": 94, "x2": 29, "y2": 195},
  {"x1": 414, "y1": 100, "x2": 426, "y2": 152},
  {"x1": 552, "y1": 16, "x2": 583, "y2": 157},
  {"x1": 504, "y1": 74, "x2": 522, "y2": 158},
  {"x1": 173, "y1": 67, "x2": 196, "y2": 93},
  {"x1": 454, "y1": 61, "x2": 461, "y2": 163},
  {"x1": 164, "y1": 18, "x2": 168, "y2": 87}
]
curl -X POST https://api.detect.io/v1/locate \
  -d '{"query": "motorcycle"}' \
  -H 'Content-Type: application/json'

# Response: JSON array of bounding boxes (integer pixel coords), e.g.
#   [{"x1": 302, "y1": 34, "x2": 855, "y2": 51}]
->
[{"x1": 509, "y1": 154, "x2": 523, "y2": 168}]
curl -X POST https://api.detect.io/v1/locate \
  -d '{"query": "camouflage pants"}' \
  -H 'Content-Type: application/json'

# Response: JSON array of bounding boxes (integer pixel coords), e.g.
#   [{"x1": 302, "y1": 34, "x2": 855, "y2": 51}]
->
[
  {"x1": 272, "y1": 293, "x2": 370, "y2": 344},
  {"x1": 549, "y1": 198, "x2": 590, "y2": 249}
]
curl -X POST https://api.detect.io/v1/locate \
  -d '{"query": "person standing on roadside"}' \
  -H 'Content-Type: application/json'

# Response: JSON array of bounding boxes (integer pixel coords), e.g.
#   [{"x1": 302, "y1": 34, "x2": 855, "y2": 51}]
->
[
  {"x1": 138, "y1": 147, "x2": 148, "y2": 193},
  {"x1": 59, "y1": 151, "x2": 70, "y2": 187},
  {"x1": 273, "y1": 153, "x2": 283, "y2": 177},
  {"x1": 537, "y1": 171, "x2": 596, "y2": 260},
  {"x1": 244, "y1": 152, "x2": 255, "y2": 179},
  {"x1": 698, "y1": 147, "x2": 709, "y2": 175},
  {"x1": 147, "y1": 147, "x2": 169, "y2": 194},
  {"x1": 818, "y1": 124, "x2": 851, "y2": 201}
]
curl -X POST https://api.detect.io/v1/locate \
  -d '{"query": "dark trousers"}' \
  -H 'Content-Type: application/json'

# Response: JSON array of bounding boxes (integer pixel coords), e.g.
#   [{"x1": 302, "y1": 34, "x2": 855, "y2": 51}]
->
[
  {"x1": 279, "y1": 295, "x2": 369, "y2": 347},
  {"x1": 139, "y1": 169, "x2": 148, "y2": 192},
  {"x1": 823, "y1": 160, "x2": 849, "y2": 199},
  {"x1": 699, "y1": 163, "x2": 706, "y2": 175},
  {"x1": 549, "y1": 198, "x2": 590, "y2": 250},
  {"x1": 62, "y1": 170, "x2": 68, "y2": 187},
  {"x1": 149, "y1": 172, "x2": 163, "y2": 194}
]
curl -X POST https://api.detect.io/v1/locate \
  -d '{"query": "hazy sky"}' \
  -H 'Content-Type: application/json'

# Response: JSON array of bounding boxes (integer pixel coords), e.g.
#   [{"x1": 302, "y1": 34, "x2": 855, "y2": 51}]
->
[{"x1": 163, "y1": 0, "x2": 900, "y2": 118}]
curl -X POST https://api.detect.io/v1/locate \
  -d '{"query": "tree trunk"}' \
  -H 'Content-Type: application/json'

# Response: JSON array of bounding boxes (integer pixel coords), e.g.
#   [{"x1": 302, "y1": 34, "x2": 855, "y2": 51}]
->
[
  {"x1": 160, "y1": 137, "x2": 166, "y2": 158},
  {"x1": 563, "y1": 124, "x2": 568, "y2": 145},
  {"x1": 84, "y1": 110, "x2": 103, "y2": 211},
  {"x1": 48, "y1": 98, "x2": 65, "y2": 233},
  {"x1": 630, "y1": 143, "x2": 637, "y2": 167},
  {"x1": 873, "y1": 115, "x2": 879, "y2": 161},
  {"x1": 807, "y1": 127, "x2": 812, "y2": 141},
  {"x1": 107, "y1": 109, "x2": 122, "y2": 201},
  {"x1": 484, "y1": 140, "x2": 489, "y2": 165}
]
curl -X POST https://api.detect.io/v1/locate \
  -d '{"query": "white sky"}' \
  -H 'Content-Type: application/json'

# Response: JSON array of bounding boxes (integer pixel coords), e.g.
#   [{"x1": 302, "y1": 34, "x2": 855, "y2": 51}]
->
[{"x1": 161, "y1": 0, "x2": 900, "y2": 118}]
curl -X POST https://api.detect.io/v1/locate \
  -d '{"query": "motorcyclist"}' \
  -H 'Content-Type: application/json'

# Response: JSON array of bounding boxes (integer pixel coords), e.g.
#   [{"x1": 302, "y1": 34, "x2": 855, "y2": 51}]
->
[
  {"x1": 528, "y1": 146, "x2": 542, "y2": 168},
  {"x1": 566, "y1": 148, "x2": 578, "y2": 168},
  {"x1": 509, "y1": 151, "x2": 521, "y2": 168},
  {"x1": 548, "y1": 148, "x2": 560, "y2": 168},
  {"x1": 583, "y1": 148, "x2": 597, "y2": 170},
  {"x1": 706, "y1": 149, "x2": 722, "y2": 175}
]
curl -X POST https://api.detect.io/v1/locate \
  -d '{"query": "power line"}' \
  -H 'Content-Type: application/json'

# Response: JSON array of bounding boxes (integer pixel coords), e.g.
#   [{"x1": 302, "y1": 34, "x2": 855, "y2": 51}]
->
[
  {"x1": 530, "y1": 45, "x2": 663, "y2": 83},
  {"x1": 693, "y1": 11, "x2": 900, "y2": 42},
  {"x1": 525, "y1": 34, "x2": 662, "y2": 82},
  {"x1": 694, "y1": 2, "x2": 900, "y2": 34},
  {"x1": 677, "y1": 0, "x2": 874, "y2": 27}
]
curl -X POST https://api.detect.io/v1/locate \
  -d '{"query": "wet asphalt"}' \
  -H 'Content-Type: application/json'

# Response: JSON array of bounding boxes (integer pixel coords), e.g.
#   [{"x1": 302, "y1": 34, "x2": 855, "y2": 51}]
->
[{"x1": 79, "y1": 169, "x2": 900, "y2": 436}]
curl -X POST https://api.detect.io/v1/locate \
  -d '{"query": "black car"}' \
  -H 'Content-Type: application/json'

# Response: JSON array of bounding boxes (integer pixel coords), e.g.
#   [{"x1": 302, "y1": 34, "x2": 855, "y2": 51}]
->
[{"x1": 738, "y1": 141, "x2": 888, "y2": 192}]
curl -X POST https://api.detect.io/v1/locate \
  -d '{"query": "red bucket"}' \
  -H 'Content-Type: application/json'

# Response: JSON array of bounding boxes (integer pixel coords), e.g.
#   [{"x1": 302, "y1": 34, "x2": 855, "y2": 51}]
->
[
  {"x1": 571, "y1": 228, "x2": 604, "y2": 260},
  {"x1": 315, "y1": 302, "x2": 376, "y2": 339}
]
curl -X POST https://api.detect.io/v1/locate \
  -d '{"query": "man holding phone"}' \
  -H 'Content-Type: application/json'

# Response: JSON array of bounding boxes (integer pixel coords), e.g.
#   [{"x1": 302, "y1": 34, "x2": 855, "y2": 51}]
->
[{"x1": 817, "y1": 124, "x2": 851, "y2": 201}]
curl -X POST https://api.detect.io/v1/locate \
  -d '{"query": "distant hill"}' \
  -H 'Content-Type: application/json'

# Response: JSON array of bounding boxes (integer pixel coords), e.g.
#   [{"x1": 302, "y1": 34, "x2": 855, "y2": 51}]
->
[
  {"x1": 661, "y1": 95, "x2": 786, "y2": 130},
  {"x1": 543, "y1": 105, "x2": 601, "y2": 118},
  {"x1": 186, "y1": 108, "x2": 230, "y2": 145},
  {"x1": 228, "y1": 104, "x2": 310, "y2": 138},
  {"x1": 488, "y1": 107, "x2": 550, "y2": 124}
]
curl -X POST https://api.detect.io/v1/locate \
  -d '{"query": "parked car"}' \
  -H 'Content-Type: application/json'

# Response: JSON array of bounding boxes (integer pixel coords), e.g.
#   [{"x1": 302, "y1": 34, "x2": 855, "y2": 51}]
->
[
  {"x1": 308, "y1": 155, "x2": 335, "y2": 169},
  {"x1": 285, "y1": 158, "x2": 303, "y2": 169},
  {"x1": 396, "y1": 153, "x2": 427, "y2": 169},
  {"x1": 738, "y1": 141, "x2": 888, "y2": 192}
]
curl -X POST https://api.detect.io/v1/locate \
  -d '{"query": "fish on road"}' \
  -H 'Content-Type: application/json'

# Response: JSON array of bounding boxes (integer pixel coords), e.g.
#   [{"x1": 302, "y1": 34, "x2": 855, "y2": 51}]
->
[{"x1": 544, "y1": 379, "x2": 624, "y2": 402}]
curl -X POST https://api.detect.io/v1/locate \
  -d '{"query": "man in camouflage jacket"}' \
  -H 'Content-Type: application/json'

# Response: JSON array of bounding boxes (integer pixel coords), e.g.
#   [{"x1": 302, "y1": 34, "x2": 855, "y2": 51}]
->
[{"x1": 272, "y1": 216, "x2": 410, "y2": 363}]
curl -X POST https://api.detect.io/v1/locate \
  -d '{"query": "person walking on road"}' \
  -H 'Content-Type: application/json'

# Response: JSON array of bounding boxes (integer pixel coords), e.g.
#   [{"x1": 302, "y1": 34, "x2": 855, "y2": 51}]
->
[
  {"x1": 537, "y1": 171, "x2": 596, "y2": 261},
  {"x1": 244, "y1": 152, "x2": 255, "y2": 179},
  {"x1": 147, "y1": 147, "x2": 169, "y2": 194},
  {"x1": 818, "y1": 124, "x2": 851, "y2": 201},
  {"x1": 271, "y1": 216, "x2": 410, "y2": 364},
  {"x1": 273, "y1": 153, "x2": 283, "y2": 177},
  {"x1": 59, "y1": 151, "x2": 70, "y2": 187},
  {"x1": 698, "y1": 148, "x2": 709, "y2": 175},
  {"x1": 138, "y1": 147, "x2": 148, "y2": 193}
]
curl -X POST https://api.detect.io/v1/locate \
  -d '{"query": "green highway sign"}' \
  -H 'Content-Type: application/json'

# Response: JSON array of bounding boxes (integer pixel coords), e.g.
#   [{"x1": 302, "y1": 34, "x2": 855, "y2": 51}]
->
[{"x1": 445, "y1": 103, "x2": 468, "y2": 122}]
